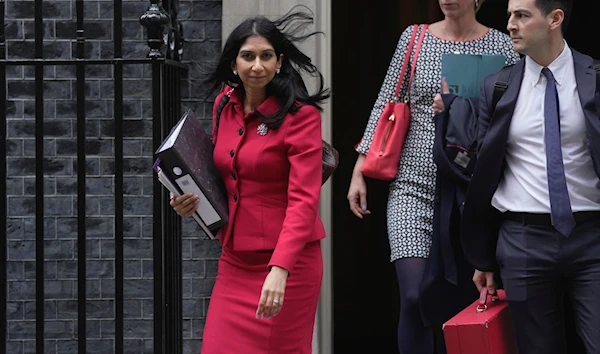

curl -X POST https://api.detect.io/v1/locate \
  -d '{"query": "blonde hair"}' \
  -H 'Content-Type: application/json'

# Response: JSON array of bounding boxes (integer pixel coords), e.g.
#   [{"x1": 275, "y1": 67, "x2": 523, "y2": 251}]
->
[{"x1": 475, "y1": 0, "x2": 486, "y2": 13}]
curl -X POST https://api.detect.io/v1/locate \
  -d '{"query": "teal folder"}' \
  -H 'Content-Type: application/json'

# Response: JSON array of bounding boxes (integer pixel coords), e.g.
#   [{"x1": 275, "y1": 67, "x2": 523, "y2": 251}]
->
[{"x1": 441, "y1": 54, "x2": 506, "y2": 98}]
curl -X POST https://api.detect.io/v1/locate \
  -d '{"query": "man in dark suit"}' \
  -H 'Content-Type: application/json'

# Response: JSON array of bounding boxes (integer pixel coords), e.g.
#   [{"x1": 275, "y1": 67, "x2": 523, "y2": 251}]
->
[{"x1": 461, "y1": 0, "x2": 600, "y2": 353}]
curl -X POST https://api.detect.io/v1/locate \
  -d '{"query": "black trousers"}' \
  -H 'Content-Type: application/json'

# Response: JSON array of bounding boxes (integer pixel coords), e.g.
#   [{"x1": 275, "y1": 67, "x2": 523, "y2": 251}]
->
[{"x1": 497, "y1": 219, "x2": 600, "y2": 354}]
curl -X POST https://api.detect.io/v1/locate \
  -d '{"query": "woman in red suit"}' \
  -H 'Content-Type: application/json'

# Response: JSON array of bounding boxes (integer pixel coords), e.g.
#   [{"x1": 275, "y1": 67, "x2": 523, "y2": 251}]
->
[{"x1": 169, "y1": 7, "x2": 330, "y2": 354}]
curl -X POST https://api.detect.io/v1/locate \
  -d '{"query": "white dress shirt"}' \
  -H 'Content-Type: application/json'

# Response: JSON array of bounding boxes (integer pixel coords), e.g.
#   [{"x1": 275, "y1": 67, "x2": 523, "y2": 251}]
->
[{"x1": 492, "y1": 42, "x2": 600, "y2": 213}]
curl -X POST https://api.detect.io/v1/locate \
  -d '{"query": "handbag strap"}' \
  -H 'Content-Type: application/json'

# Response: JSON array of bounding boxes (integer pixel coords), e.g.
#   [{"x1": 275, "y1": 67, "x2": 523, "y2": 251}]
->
[
  {"x1": 212, "y1": 87, "x2": 235, "y2": 145},
  {"x1": 406, "y1": 24, "x2": 428, "y2": 102},
  {"x1": 393, "y1": 24, "x2": 428, "y2": 102},
  {"x1": 392, "y1": 24, "x2": 419, "y2": 101},
  {"x1": 215, "y1": 87, "x2": 235, "y2": 129}
]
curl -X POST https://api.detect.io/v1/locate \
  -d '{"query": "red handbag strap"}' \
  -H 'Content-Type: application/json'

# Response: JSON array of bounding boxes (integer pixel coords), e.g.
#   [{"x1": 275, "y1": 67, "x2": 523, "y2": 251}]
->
[
  {"x1": 407, "y1": 24, "x2": 428, "y2": 98},
  {"x1": 393, "y1": 24, "x2": 428, "y2": 102},
  {"x1": 392, "y1": 24, "x2": 419, "y2": 101}
]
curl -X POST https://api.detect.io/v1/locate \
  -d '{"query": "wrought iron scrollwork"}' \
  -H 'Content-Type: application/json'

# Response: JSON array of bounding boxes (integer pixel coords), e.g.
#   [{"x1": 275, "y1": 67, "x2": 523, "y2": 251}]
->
[
  {"x1": 164, "y1": 0, "x2": 185, "y2": 60},
  {"x1": 165, "y1": 20, "x2": 184, "y2": 61},
  {"x1": 139, "y1": 0, "x2": 170, "y2": 58}
]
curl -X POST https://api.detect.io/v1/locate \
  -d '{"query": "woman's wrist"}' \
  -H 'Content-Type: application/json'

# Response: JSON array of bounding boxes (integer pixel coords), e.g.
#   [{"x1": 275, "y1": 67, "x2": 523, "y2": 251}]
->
[
  {"x1": 270, "y1": 265, "x2": 290, "y2": 276},
  {"x1": 352, "y1": 154, "x2": 366, "y2": 177}
]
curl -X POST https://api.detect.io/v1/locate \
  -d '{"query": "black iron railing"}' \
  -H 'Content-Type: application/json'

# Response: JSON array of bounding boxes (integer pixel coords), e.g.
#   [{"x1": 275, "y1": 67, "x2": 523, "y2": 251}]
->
[{"x1": 0, "y1": 0, "x2": 187, "y2": 353}]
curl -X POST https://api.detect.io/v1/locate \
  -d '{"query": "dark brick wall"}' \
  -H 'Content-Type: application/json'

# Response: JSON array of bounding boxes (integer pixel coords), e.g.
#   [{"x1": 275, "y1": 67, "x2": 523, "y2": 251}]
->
[{"x1": 4, "y1": 1, "x2": 222, "y2": 353}]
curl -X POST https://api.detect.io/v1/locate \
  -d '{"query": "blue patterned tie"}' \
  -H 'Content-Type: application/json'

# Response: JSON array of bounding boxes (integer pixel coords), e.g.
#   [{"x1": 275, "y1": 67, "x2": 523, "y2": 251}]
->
[{"x1": 541, "y1": 67, "x2": 576, "y2": 236}]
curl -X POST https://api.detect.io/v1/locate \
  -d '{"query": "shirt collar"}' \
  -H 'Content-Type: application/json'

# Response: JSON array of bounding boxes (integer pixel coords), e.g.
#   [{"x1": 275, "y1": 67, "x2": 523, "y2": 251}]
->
[{"x1": 525, "y1": 40, "x2": 571, "y2": 87}]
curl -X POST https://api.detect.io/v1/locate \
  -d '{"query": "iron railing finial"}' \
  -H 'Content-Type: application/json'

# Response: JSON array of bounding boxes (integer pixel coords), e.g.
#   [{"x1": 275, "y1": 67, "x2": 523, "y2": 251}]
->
[{"x1": 140, "y1": 0, "x2": 170, "y2": 58}]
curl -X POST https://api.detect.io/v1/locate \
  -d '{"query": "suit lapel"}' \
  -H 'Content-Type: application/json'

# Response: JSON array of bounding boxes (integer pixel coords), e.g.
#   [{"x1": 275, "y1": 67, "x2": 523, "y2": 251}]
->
[
  {"x1": 572, "y1": 49, "x2": 600, "y2": 177},
  {"x1": 493, "y1": 62, "x2": 524, "y2": 123},
  {"x1": 573, "y1": 50, "x2": 596, "y2": 124},
  {"x1": 476, "y1": 59, "x2": 525, "y2": 186}
]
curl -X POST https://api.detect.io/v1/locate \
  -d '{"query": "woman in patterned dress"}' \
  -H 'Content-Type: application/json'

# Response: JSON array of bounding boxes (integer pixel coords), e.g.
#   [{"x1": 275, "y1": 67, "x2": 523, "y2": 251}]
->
[{"x1": 347, "y1": 0, "x2": 520, "y2": 353}]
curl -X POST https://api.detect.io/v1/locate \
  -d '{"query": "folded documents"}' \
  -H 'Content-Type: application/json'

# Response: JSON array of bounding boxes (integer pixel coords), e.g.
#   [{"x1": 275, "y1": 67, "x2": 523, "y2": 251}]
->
[
  {"x1": 441, "y1": 54, "x2": 506, "y2": 98},
  {"x1": 154, "y1": 163, "x2": 216, "y2": 239},
  {"x1": 154, "y1": 110, "x2": 229, "y2": 239}
]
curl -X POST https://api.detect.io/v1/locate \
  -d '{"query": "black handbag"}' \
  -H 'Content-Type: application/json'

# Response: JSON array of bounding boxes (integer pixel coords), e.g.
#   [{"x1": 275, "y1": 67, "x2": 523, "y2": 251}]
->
[{"x1": 215, "y1": 91, "x2": 338, "y2": 184}]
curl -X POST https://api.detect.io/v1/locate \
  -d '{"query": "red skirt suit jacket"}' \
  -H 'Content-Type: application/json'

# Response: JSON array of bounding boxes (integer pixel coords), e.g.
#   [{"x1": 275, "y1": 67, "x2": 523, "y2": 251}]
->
[{"x1": 211, "y1": 87, "x2": 326, "y2": 273}]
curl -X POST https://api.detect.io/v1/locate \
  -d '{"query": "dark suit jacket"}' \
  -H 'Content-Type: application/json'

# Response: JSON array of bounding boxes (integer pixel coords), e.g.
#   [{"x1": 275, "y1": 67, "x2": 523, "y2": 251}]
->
[
  {"x1": 419, "y1": 94, "x2": 481, "y2": 326},
  {"x1": 461, "y1": 48, "x2": 600, "y2": 272}
]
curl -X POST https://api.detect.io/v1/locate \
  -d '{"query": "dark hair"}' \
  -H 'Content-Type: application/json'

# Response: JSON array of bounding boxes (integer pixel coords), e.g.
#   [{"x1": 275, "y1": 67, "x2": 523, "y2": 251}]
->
[
  {"x1": 205, "y1": 6, "x2": 330, "y2": 129},
  {"x1": 535, "y1": 0, "x2": 572, "y2": 33}
]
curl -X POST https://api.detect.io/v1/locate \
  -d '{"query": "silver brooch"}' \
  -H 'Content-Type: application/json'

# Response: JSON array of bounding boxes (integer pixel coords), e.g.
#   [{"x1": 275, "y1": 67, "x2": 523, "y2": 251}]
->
[{"x1": 257, "y1": 122, "x2": 268, "y2": 136}]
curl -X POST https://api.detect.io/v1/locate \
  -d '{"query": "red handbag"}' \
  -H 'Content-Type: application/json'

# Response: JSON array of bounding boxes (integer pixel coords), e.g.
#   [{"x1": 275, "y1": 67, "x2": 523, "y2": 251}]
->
[
  {"x1": 360, "y1": 24, "x2": 427, "y2": 181},
  {"x1": 443, "y1": 289, "x2": 520, "y2": 354}
]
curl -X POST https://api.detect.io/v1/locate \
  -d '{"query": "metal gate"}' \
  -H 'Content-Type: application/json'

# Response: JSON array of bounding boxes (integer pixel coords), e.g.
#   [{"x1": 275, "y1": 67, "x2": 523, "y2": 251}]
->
[{"x1": 1, "y1": 0, "x2": 187, "y2": 352}]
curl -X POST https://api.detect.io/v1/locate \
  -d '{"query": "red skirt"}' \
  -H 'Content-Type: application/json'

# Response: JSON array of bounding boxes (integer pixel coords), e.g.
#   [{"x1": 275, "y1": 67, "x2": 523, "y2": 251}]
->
[{"x1": 201, "y1": 240, "x2": 323, "y2": 354}]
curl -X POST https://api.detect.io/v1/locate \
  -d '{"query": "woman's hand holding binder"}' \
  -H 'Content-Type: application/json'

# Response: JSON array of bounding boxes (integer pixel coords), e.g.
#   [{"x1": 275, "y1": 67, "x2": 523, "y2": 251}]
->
[{"x1": 169, "y1": 192, "x2": 200, "y2": 217}]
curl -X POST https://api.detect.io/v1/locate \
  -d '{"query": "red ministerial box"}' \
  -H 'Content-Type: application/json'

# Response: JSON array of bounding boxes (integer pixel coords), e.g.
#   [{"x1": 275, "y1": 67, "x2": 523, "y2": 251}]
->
[{"x1": 443, "y1": 289, "x2": 519, "y2": 354}]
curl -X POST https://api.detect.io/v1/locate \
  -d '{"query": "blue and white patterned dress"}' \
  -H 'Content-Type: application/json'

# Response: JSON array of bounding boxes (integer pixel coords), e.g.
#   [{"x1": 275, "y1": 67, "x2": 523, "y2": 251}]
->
[{"x1": 356, "y1": 24, "x2": 520, "y2": 262}]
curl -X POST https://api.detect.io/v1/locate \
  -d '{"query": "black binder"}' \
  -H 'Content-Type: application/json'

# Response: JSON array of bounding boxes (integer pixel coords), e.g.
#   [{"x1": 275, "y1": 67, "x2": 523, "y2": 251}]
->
[{"x1": 154, "y1": 110, "x2": 228, "y2": 237}]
